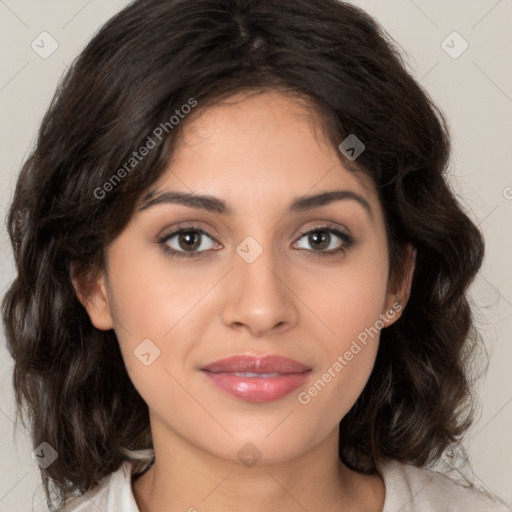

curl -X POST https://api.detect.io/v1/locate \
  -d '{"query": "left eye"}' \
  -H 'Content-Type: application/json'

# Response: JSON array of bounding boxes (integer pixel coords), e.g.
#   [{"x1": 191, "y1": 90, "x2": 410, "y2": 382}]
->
[
  {"x1": 158, "y1": 225, "x2": 353, "y2": 259},
  {"x1": 293, "y1": 228, "x2": 352, "y2": 254}
]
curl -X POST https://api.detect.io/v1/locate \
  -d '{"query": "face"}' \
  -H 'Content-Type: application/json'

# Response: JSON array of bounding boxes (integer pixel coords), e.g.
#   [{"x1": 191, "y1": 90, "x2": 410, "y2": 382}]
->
[{"x1": 77, "y1": 90, "x2": 412, "y2": 466}]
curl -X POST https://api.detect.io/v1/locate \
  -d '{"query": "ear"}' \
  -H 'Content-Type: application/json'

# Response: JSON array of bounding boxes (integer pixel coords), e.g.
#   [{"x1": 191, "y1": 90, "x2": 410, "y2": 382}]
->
[
  {"x1": 381, "y1": 243, "x2": 416, "y2": 327},
  {"x1": 70, "y1": 261, "x2": 114, "y2": 331}
]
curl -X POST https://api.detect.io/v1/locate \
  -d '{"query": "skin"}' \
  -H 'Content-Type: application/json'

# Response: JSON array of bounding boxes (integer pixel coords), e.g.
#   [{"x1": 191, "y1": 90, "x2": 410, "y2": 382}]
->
[{"x1": 74, "y1": 90, "x2": 415, "y2": 512}]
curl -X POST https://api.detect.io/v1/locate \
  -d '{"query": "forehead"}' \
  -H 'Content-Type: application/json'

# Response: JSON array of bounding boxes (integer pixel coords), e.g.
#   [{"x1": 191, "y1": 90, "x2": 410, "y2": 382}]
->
[{"x1": 143, "y1": 90, "x2": 378, "y2": 213}]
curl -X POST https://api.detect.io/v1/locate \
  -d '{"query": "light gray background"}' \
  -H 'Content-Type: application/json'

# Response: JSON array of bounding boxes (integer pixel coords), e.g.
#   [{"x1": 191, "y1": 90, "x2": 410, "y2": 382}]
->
[{"x1": 0, "y1": 1, "x2": 511, "y2": 510}]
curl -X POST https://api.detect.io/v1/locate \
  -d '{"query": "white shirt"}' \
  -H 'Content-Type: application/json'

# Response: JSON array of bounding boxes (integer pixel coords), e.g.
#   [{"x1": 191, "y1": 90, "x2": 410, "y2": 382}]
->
[{"x1": 52, "y1": 452, "x2": 509, "y2": 512}]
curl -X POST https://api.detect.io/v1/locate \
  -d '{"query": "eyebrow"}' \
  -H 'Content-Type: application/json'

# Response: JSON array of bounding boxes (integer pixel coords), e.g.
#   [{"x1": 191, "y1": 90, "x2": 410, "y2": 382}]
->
[{"x1": 138, "y1": 189, "x2": 373, "y2": 220}]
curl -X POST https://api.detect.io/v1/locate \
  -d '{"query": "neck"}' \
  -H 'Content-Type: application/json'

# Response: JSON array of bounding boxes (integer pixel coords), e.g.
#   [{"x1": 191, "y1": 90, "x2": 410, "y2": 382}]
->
[{"x1": 132, "y1": 417, "x2": 385, "y2": 512}]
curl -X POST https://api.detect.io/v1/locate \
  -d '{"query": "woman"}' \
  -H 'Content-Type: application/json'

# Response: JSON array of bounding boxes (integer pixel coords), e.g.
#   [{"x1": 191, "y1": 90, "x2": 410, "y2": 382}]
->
[{"x1": 2, "y1": 0, "x2": 507, "y2": 510}]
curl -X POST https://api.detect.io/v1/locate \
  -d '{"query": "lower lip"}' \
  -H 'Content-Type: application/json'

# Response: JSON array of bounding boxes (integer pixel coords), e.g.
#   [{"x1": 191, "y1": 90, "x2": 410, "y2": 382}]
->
[{"x1": 201, "y1": 371, "x2": 312, "y2": 403}]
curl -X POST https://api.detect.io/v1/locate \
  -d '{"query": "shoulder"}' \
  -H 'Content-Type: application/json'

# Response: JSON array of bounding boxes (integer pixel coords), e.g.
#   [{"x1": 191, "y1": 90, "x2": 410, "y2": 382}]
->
[
  {"x1": 54, "y1": 461, "x2": 138, "y2": 512},
  {"x1": 379, "y1": 458, "x2": 509, "y2": 512}
]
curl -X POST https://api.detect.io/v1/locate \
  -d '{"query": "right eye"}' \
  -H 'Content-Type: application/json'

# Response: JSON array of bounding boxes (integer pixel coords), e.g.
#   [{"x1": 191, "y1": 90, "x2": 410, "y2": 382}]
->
[{"x1": 158, "y1": 225, "x2": 220, "y2": 259}]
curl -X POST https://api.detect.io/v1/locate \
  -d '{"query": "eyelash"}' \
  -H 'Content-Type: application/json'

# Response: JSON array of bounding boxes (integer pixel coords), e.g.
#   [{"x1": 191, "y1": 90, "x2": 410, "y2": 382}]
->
[{"x1": 157, "y1": 224, "x2": 354, "y2": 259}]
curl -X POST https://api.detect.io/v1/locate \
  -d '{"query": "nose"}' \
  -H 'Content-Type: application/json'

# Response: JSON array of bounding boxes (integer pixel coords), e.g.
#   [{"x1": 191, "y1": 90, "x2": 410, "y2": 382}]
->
[{"x1": 221, "y1": 240, "x2": 299, "y2": 337}]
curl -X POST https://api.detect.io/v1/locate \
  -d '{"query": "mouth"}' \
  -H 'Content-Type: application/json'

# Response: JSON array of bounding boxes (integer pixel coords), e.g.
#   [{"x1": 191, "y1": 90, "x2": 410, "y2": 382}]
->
[{"x1": 200, "y1": 354, "x2": 312, "y2": 403}]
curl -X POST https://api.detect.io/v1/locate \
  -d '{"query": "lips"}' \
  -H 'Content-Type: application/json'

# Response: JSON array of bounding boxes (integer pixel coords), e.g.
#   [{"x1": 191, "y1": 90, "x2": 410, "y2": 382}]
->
[
  {"x1": 200, "y1": 354, "x2": 311, "y2": 374},
  {"x1": 200, "y1": 355, "x2": 312, "y2": 403}
]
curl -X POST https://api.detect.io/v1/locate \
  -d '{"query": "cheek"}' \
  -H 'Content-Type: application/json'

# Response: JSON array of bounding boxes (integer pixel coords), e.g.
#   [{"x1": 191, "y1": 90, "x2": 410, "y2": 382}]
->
[
  {"x1": 299, "y1": 250, "x2": 388, "y2": 415},
  {"x1": 106, "y1": 240, "x2": 210, "y2": 340},
  {"x1": 300, "y1": 312, "x2": 381, "y2": 427},
  {"x1": 312, "y1": 252, "x2": 389, "y2": 344}
]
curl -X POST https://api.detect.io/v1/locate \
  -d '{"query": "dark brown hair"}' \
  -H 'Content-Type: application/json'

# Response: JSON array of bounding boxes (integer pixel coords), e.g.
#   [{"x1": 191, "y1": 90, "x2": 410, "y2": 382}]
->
[{"x1": 2, "y1": 0, "x2": 486, "y2": 508}]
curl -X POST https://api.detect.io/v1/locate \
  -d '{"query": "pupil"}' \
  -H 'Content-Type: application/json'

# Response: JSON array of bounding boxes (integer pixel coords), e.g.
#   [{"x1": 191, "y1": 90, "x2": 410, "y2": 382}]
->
[
  {"x1": 310, "y1": 231, "x2": 329, "y2": 250},
  {"x1": 180, "y1": 231, "x2": 200, "y2": 251}
]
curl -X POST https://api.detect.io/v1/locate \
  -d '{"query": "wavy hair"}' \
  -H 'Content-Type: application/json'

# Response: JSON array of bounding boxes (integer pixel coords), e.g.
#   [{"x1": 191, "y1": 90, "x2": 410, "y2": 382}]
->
[{"x1": 2, "y1": 0, "x2": 486, "y2": 508}]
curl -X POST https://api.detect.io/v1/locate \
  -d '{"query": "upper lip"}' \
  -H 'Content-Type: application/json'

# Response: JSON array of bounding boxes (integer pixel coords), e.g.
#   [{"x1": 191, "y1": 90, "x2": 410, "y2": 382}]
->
[{"x1": 200, "y1": 355, "x2": 311, "y2": 374}]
